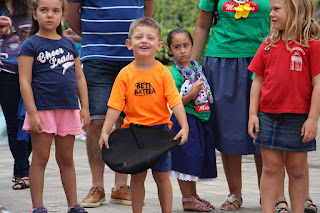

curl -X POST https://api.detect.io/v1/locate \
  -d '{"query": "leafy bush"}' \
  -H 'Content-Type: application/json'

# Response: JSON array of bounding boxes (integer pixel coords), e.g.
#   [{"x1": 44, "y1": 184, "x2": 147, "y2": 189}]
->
[{"x1": 153, "y1": 0, "x2": 201, "y2": 65}]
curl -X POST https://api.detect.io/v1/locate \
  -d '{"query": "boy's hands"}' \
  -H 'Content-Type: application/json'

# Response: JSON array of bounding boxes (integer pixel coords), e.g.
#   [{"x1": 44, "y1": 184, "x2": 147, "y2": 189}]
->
[
  {"x1": 29, "y1": 112, "x2": 42, "y2": 133},
  {"x1": 174, "y1": 127, "x2": 188, "y2": 145},
  {"x1": 99, "y1": 132, "x2": 110, "y2": 149},
  {"x1": 301, "y1": 118, "x2": 318, "y2": 143},
  {"x1": 248, "y1": 114, "x2": 259, "y2": 139},
  {"x1": 171, "y1": 103, "x2": 189, "y2": 145},
  {"x1": 80, "y1": 108, "x2": 91, "y2": 129},
  {"x1": 98, "y1": 107, "x2": 121, "y2": 149}
]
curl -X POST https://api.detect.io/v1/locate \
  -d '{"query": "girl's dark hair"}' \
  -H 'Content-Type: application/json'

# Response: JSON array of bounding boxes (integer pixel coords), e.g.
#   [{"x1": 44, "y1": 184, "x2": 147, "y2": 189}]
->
[
  {"x1": 29, "y1": 0, "x2": 65, "y2": 36},
  {"x1": 167, "y1": 28, "x2": 193, "y2": 48},
  {"x1": 0, "y1": 0, "x2": 32, "y2": 17},
  {"x1": 167, "y1": 28, "x2": 193, "y2": 57}
]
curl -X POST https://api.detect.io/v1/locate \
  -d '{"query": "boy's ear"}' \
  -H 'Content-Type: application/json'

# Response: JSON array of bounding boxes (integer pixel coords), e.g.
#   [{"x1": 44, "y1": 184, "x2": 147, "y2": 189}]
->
[
  {"x1": 156, "y1": 41, "x2": 164, "y2": 52},
  {"x1": 126, "y1": 39, "x2": 132, "y2": 50}
]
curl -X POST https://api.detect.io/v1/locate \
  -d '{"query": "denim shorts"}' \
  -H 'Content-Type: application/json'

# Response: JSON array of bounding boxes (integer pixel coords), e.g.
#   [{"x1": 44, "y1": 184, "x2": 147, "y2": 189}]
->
[
  {"x1": 150, "y1": 124, "x2": 172, "y2": 172},
  {"x1": 254, "y1": 112, "x2": 316, "y2": 152},
  {"x1": 83, "y1": 59, "x2": 130, "y2": 120}
]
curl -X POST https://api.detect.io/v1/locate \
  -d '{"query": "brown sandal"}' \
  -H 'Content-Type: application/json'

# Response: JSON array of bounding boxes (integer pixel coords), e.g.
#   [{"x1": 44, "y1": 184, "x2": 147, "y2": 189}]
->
[
  {"x1": 220, "y1": 193, "x2": 243, "y2": 211},
  {"x1": 182, "y1": 196, "x2": 212, "y2": 212}
]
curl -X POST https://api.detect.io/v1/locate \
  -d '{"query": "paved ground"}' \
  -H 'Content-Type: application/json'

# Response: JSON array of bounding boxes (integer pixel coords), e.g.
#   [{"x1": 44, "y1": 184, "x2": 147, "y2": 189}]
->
[{"x1": 0, "y1": 133, "x2": 319, "y2": 213}]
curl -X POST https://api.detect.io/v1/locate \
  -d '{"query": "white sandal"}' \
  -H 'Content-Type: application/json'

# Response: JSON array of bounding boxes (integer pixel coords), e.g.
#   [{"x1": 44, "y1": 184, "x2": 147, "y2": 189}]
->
[{"x1": 220, "y1": 193, "x2": 243, "y2": 211}]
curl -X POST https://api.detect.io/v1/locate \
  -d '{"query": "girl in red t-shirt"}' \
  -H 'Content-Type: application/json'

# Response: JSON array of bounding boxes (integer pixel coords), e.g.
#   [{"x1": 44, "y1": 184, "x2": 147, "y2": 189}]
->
[{"x1": 248, "y1": 0, "x2": 320, "y2": 212}]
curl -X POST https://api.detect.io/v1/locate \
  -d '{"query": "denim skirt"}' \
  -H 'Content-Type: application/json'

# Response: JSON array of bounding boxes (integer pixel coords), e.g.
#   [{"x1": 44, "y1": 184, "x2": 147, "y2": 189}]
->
[{"x1": 254, "y1": 112, "x2": 316, "y2": 152}]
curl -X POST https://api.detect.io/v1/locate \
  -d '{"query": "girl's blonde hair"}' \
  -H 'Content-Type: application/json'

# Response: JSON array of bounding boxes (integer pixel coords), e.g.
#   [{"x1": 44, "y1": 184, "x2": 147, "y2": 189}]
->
[
  {"x1": 267, "y1": 0, "x2": 320, "y2": 50},
  {"x1": 29, "y1": 0, "x2": 66, "y2": 36}
]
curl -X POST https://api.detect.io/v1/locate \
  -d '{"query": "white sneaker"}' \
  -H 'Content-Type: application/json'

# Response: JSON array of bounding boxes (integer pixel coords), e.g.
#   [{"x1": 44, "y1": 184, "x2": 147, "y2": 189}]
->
[
  {"x1": 75, "y1": 132, "x2": 86, "y2": 141},
  {"x1": 0, "y1": 205, "x2": 11, "y2": 213}
]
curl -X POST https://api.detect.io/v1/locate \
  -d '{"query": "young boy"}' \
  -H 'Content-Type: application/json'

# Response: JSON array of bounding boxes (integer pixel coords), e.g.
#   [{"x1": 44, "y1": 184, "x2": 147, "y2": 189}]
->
[{"x1": 98, "y1": 17, "x2": 189, "y2": 213}]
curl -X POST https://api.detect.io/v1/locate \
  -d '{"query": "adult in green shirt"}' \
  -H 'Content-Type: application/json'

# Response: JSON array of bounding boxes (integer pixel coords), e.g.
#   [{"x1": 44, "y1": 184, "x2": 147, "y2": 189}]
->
[{"x1": 192, "y1": 0, "x2": 270, "y2": 210}]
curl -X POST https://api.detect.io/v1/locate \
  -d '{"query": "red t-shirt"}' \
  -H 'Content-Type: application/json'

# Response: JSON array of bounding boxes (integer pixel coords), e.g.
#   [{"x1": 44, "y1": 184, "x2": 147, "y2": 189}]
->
[{"x1": 248, "y1": 39, "x2": 320, "y2": 114}]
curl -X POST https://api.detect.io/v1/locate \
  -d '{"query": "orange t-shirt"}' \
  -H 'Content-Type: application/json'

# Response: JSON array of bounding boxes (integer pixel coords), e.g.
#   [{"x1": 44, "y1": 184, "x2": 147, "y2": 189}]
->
[{"x1": 108, "y1": 61, "x2": 182, "y2": 128}]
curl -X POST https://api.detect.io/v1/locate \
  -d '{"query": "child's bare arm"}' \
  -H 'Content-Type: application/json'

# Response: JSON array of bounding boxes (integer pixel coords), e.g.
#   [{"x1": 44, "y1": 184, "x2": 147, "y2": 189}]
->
[
  {"x1": 99, "y1": 107, "x2": 122, "y2": 149},
  {"x1": 19, "y1": 55, "x2": 42, "y2": 133},
  {"x1": 301, "y1": 74, "x2": 320, "y2": 142},
  {"x1": 248, "y1": 74, "x2": 263, "y2": 139},
  {"x1": 191, "y1": 10, "x2": 214, "y2": 62},
  {"x1": 171, "y1": 103, "x2": 189, "y2": 145},
  {"x1": 74, "y1": 57, "x2": 91, "y2": 129}
]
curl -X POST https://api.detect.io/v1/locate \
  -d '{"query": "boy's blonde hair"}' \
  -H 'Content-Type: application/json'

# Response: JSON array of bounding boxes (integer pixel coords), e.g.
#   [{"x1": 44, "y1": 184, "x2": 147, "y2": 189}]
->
[
  {"x1": 268, "y1": 0, "x2": 320, "y2": 50},
  {"x1": 128, "y1": 17, "x2": 161, "y2": 40}
]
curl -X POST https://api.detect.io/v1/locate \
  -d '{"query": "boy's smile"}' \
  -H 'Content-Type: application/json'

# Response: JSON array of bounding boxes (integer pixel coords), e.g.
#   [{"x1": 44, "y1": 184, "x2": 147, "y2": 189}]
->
[{"x1": 126, "y1": 26, "x2": 163, "y2": 59}]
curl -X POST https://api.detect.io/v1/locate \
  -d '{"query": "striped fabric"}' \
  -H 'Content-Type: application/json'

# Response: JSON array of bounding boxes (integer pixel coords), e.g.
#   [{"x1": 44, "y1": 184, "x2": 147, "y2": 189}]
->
[
  {"x1": 68, "y1": 0, "x2": 144, "y2": 62},
  {"x1": 0, "y1": 9, "x2": 31, "y2": 74}
]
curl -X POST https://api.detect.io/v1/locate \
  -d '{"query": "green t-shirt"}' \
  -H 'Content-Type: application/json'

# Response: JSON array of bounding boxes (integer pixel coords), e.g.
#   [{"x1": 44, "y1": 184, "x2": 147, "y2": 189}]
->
[
  {"x1": 199, "y1": 0, "x2": 270, "y2": 58},
  {"x1": 170, "y1": 63, "x2": 211, "y2": 122}
]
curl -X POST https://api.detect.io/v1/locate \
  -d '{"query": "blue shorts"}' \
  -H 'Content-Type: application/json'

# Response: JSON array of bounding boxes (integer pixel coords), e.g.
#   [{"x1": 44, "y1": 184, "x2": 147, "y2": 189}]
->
[
  {"x1": 150, "y1": 124, "x2": 172, "y2": 172},
  {"x1": 83, "y1": 59, "x2": 130, "y2": 120},
  {"x1": 151, "y1": 152, "x2": 172, "y2": 172},
  {"x1": 254, "y1": 112, "x2": 316, "y2": 152}
]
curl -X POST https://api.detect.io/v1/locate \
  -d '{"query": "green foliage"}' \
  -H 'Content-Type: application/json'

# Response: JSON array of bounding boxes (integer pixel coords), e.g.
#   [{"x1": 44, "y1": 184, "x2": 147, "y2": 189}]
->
[
  {"x1": 153, "y1": 0, "x2": 201, "y2": 65},
  {"x1": 154, "y1": 0, "x2": 200, "y2": 29}
]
